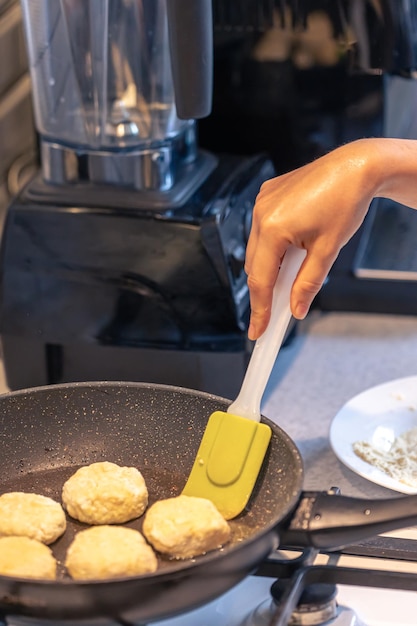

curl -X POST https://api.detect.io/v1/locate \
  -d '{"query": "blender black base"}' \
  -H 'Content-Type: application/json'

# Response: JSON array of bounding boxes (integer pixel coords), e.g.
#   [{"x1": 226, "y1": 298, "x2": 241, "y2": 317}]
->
[
  {"x1": 1, "y1": 335, "x2": 250, "y2": 399},
  {"x1": 0, "y1": 153, "x2": 275, "y2": 397}
]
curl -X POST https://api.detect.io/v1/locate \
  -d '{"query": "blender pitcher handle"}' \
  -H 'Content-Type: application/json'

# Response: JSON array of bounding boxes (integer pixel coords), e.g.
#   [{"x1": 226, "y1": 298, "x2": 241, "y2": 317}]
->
[{"x1": 166, "y1": 0, "x2": 213, "y2": 119}]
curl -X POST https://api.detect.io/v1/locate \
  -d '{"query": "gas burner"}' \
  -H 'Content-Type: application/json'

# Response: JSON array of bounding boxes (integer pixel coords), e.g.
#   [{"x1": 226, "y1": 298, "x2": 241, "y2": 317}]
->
[
  {"x1": 251, "y1": 543, "x2": 417, "y2": 626},
  {"x1": 244, "y1": 580, "x2": 348, "y2": 626}
]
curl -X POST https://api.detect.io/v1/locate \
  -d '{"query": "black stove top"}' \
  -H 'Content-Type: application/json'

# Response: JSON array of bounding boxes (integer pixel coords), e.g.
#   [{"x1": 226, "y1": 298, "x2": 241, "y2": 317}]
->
[{"x1": 254, "y1": 540, "x2": 417, "y2": 626}]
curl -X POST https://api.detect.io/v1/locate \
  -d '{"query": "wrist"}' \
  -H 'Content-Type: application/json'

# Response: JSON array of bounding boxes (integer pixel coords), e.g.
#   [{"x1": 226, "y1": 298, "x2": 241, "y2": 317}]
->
[
  {"x1": 360, "y1": 137, "x2": 417, "y2": 204},
  {"x1": 339, "y1": 138, "x2": 389, "y2": 199}
]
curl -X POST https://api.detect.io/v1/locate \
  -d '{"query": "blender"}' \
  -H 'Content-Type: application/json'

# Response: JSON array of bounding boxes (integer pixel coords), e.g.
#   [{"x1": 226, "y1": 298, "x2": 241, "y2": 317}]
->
[{"x1": 0, "y1": 0, "x2": 274, "y2": 396}]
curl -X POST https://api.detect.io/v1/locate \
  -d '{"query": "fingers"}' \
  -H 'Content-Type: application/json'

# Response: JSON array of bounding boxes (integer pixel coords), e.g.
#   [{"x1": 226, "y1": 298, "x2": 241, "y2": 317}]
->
[
  {"x1": 291, "y1": 243, "x2": 339, "y2": 317},
  {"x1": 247, "y1": 245, "x2": 337, "y2": 340},
  {"x1": 246, "y1": 274, "x2": 276, "y2": 341},
  {"x1": 245, "y1": 239, "x2": 288, "y2": 341},
  {"x1": 289, "y1": 260, "x2": 327, "y2": 319},
  {"x1": 245, "y1": 199, "x2": 289, "y2": 340}
]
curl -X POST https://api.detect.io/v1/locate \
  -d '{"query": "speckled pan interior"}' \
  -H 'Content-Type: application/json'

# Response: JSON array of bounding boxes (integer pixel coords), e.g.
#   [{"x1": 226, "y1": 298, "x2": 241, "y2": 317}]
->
[{"x1": 0, "y1": 381, "x2": 303, "y2": 621}]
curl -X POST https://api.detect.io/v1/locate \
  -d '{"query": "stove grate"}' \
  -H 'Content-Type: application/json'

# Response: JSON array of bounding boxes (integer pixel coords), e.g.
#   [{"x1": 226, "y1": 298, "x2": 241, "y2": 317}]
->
[{"x1": 255, "y1": 546, "x2": 417, "y2": 626}]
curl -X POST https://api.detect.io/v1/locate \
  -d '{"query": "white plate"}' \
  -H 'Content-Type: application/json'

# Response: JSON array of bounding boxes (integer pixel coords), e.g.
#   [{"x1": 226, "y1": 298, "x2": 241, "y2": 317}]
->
[{"x1": 329, "y1": 375, "x2": 417, "y2": 494}]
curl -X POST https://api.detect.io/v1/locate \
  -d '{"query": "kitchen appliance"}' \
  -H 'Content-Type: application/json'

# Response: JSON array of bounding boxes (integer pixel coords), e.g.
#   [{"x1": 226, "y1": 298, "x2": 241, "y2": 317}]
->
[
  {"x1": 149, "y1": 538, "x2": 417, "y2": 625},
  {"x1": 1, "y1": 381, "x2": 417, "y2": 626},
  {"x1": 0, "y1": 0, "x2": 275, "y2": 396}
]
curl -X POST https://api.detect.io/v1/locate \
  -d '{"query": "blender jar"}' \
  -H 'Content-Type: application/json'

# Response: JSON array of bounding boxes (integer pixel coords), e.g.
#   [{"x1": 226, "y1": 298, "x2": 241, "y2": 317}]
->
[{"x1": 20, "y1": 0, "x2": 188, "y2": 150}]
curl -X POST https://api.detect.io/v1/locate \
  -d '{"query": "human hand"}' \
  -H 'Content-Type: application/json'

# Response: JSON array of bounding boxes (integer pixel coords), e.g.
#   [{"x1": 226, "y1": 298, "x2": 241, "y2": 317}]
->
[{"x1": 245, "y1": 139, "x2": 379, "y2": 340}]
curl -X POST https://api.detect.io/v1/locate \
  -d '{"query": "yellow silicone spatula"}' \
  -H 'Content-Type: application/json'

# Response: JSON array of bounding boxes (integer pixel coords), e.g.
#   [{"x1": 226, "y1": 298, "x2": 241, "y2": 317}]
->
[{"x1": 182, "y1": 245, "x2": 307, "y2": 519}]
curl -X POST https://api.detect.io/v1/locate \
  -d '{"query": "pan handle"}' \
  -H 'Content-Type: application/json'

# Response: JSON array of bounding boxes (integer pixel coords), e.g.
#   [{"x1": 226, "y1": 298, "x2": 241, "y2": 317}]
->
[{"x1": 279, "y1": 489, "x2": 417, "y2": 551}]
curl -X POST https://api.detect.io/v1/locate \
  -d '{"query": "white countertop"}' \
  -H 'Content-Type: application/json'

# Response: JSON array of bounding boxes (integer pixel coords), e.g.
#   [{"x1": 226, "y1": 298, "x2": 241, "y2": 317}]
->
[{"x1": 261, "y1": 310, "x2": 417, "y2": 499}]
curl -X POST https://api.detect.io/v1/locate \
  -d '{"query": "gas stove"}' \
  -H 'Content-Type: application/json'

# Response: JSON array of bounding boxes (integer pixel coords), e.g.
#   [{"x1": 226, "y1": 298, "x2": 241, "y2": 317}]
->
[{"x1": 149, "y1": 528, "x2": 417, "y2": 626}]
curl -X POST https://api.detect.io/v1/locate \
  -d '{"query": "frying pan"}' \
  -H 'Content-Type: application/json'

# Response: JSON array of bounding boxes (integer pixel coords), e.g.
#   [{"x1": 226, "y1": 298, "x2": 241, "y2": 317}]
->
[{"x1": 1, "y1": 381, "x2": 417, "y2": 624}]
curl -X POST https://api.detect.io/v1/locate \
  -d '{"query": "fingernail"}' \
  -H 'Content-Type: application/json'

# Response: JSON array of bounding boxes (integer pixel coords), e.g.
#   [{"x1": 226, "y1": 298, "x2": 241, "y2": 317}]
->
[
  {"x1": 248, "y1": 322, "x2": 257, "y2": 341},
  {"x1": 294, "y1": 303, "x2": 308, "y2": 319}
]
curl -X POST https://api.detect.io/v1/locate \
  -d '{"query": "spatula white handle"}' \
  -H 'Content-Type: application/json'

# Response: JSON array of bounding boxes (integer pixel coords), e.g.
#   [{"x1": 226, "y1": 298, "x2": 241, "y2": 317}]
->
[{"x1": 227, "y1": 245, "x2": 307, "y2": 421}]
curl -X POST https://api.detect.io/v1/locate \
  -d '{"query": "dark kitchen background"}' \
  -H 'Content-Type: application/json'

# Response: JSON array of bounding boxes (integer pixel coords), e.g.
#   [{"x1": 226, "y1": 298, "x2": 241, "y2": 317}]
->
[
  {"x1": 199, "y1": 0, "x2": 417, "y2": 315},
  {"x1": 0, "y1": 0, "x2": 417, "y2": 398}
]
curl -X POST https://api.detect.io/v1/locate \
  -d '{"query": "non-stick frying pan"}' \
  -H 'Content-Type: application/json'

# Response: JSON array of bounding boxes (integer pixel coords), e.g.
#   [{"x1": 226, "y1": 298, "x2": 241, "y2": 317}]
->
[{"x1": 1, "y1": 381, "x2": 417, "y2": 624}]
